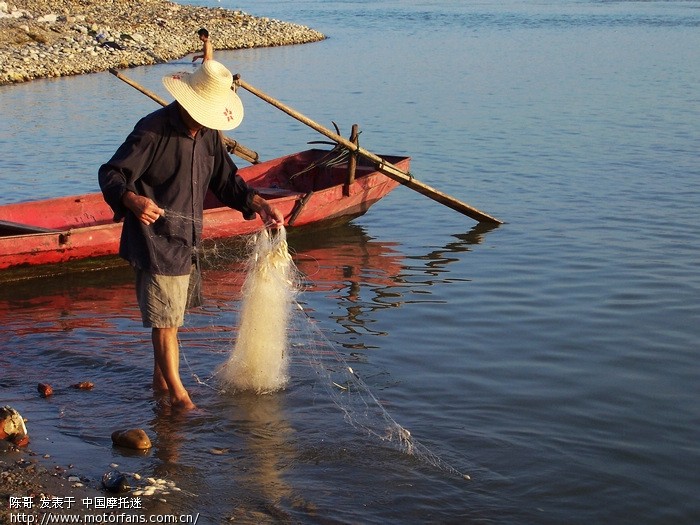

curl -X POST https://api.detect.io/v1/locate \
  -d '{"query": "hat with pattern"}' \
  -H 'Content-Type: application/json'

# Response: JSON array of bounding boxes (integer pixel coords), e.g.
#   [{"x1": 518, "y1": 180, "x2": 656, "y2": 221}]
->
[{"x1": 162, "y1": 60, "x2": 243, "y2": 130}]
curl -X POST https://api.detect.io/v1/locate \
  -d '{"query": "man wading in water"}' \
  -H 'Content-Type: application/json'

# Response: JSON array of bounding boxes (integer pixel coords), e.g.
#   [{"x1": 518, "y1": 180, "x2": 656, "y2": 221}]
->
[{"x1": 99, "y1": 61, "x2": 283, "y2": 411}]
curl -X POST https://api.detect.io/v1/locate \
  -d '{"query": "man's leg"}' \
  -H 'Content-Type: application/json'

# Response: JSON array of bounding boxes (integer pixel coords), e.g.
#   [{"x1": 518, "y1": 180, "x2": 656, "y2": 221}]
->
[
  {"x1": 136, "y1": 266, "x2": 199, "y2": 410},
  {"x1": 153, "y1": 363, "x2": 169, "y2": 393},
  {"x1": 152, "y1": 327, "x2": 196, "y2": 410}
]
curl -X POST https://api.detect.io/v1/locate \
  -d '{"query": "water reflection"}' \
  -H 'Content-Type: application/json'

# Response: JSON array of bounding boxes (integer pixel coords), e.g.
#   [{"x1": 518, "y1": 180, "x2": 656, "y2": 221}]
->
[
  {"x1": 150, "y1": 401, "x2": 189, "y2": 465},
  {"x1": 0, "y1": 264, "x2": 136, "y2": 333},
  {"x1": 0, "y1": 222, "x2": 497, "y2": 366},
  {"x1": 290, "y1": 222, "x2": 499, "y2": 339},
  {"x1": 412, "y1": 222, "x2": 499, "y2": 273},
  {"x1": 220, "y1": 391, "x2": 297, "y2": 521},
  {"x1": 146, "y1": 388, "x2": 301, "y2": 522}
]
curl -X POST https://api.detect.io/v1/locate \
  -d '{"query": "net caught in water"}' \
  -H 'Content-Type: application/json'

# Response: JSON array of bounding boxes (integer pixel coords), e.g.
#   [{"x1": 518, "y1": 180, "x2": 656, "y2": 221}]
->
[
  {"x1": 290, "y1": 303, "x2": 470, "y2": 480},
  {"x1": 205, "y1": 226, "x2": 468, "y2": 479}
]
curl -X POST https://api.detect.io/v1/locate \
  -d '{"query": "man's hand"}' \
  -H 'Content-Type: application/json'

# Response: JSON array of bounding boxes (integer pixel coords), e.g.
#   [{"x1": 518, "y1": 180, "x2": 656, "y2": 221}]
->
[
  {"x1": 251, "y1": 194, "x2": 284, "y2": 228},
  {"x1": 122, "y1": 191, "x2": 164, "y2": 226}
]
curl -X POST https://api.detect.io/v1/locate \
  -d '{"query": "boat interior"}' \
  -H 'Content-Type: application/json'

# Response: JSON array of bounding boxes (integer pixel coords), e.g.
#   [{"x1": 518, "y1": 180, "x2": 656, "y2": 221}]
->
[{"x1": 0, "y1": 220, "x2": 61, "y2": 237}]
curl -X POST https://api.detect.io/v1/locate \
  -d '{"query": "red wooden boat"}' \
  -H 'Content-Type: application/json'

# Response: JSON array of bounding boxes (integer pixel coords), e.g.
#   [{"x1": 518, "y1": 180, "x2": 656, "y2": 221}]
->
[{"x1": 0, "y1": 148, "x2": 409, "y2": 279}]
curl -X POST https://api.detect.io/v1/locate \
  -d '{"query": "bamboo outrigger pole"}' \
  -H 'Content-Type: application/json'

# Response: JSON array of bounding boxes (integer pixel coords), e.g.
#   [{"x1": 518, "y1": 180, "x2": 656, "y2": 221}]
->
[
  {"x1": 233, "y1": 75, "x2": 503, "y2": 224},
  {"x1": 108, "y1": 68, "x2": 260, "y2": 165}
]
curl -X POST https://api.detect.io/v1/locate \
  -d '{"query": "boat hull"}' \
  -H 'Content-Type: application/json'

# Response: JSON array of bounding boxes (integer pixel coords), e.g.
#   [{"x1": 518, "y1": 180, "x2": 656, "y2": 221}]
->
[{"x1": 0, "y1": 149, "x2": 409, "y2": 276}]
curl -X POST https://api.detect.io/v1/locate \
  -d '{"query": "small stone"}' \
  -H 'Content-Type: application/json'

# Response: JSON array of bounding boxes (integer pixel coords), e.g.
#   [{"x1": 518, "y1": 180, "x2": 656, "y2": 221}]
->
[
  {"x1": 71, "y1": 381, "x2": 94, "y2": 390},
  {"x1": 37, "y1": 14, "x2": 58, "y2": 23},
  {"x1": 111, "y1": 429, "x2": 152, "y2": 450},
  {"x1": 102, "y1": 470, "x2": 130, "y2": 493},
  {"x1": 37, "y1": 383, "x2": 53, "y2": 397}
]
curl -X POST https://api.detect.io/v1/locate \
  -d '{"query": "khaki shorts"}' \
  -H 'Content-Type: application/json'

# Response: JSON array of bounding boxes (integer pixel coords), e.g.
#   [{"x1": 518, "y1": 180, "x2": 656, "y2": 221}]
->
[{"x1": 135, "y1": 264, "x2": 202, "y2": 328}]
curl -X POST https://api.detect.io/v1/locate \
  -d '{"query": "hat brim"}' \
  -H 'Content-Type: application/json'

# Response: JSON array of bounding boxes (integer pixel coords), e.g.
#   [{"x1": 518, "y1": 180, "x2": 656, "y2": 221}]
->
[{"x1": 163, "y1": 72, "x2": 243, "y2": 130}]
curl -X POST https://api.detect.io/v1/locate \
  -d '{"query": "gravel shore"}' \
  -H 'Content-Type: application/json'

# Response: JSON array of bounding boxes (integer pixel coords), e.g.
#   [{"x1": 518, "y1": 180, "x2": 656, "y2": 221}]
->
[
  {"x1": 0, "y1": 444, "x2": 104, "y2": 522},
  {"x1": 1, "y1": 443, "x2": 195, "y2": 522},
  {"x1": 0, "y1": 0, "x2": 326, "y2": 85}
]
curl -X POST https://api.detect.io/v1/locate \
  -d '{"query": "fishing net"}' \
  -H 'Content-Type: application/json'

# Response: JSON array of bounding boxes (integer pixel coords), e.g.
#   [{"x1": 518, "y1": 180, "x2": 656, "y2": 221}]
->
[
  {"x1": 203, "y1": 226, "x2": 468, "y2": 479},
  {"x1": 290, "y1": 303, "x2": 469, "y2": 479},
  {"x1": 216, "y1": 227, "x2": 298, "y2": 394}
]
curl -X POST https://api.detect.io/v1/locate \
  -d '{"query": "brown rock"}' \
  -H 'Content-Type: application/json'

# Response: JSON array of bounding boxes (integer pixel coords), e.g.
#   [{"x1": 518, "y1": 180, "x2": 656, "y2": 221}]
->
[
  {"x1": 71, "y1": 381, "x2": 95, "y2": 390},
  {"x1": 37, "y1": 383, "x2": 53, "y2": 397},
  {"x1": 111, "y1": 428, "x2": 152, "y2": 450}
]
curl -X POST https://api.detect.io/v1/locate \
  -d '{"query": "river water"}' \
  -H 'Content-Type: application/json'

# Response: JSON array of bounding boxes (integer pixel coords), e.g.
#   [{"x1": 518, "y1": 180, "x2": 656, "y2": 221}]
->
[{"x1": 1, "y1": 0, "x2": 699, "y2": 523}]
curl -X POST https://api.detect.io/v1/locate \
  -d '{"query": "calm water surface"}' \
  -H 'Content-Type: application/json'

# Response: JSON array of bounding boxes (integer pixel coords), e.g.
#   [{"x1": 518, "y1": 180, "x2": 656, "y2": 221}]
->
[{"x1": 1, "y1": 1, "x2": 699, "y2": 523}]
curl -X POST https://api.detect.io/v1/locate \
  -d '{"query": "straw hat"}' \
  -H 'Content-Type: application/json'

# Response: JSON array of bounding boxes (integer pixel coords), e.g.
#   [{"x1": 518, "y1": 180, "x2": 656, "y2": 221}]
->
[{"x1": 162, "y1": 60, "x2": 243, "y2": 130}]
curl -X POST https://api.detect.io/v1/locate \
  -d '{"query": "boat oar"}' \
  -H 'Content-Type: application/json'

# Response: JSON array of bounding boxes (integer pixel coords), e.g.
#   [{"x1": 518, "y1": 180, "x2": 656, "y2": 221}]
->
[
  {"x1": 233, "y1": 75, "x2": 503, "y2": 224},
  {"x1": 108, "y1": 68, "x2": 260, "y2": 165}
]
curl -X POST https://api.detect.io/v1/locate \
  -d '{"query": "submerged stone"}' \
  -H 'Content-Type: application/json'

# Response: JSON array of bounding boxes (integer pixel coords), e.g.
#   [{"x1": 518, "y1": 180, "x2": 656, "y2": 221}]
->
[
  {"x1": 71, "y1": 381, "x2": 95, "y2": 390},
  {"x1": 102, "y1": 470, "x2": 130, "y2": 493}
]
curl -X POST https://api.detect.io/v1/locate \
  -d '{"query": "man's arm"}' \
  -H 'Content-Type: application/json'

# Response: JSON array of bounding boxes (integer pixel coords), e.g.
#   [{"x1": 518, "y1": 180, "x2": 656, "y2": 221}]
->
[
  {"x1": 98, "y1": 121, "x2": 157, "y2": 221},
  {"x1": 207, "y1": 134, "x2": 284, "y2": 227}
]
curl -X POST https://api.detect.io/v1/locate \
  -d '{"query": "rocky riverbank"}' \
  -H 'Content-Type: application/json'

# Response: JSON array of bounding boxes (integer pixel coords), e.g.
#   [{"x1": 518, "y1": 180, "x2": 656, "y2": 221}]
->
[
  {"x1": 0, "y1": 0, "x2": 326, "y2": 85},
  {"x1": 1, "y1": 405, "x2": 207, "y2": 521},
  {"x1": 1, "y1": 449, "x2": 104, "y2": 523}
]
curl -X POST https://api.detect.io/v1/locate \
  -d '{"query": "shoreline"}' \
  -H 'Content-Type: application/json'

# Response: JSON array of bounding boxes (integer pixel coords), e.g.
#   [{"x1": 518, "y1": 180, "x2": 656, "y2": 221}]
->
[
  {"x1": 1, "y1": 442, "x2": 192, "y2": 521},
  {"x1": 0, "y1": 0, "x2": 326, "y2": 86},
  {"x1": 0, "y1": 444, "x2": 105, "y2": 522}
]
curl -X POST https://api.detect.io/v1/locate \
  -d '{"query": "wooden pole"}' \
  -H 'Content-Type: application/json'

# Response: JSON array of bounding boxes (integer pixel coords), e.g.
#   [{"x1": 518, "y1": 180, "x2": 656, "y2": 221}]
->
[
  {"x1": 344, "y1": 124, "x2": 359, "y2": 197},
  {"x1": 108, "y1": 68, "x2": 260, "y2": 165},
  {"x1": 234, "y1": 76, "x2": 503, "y2": 224}
]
